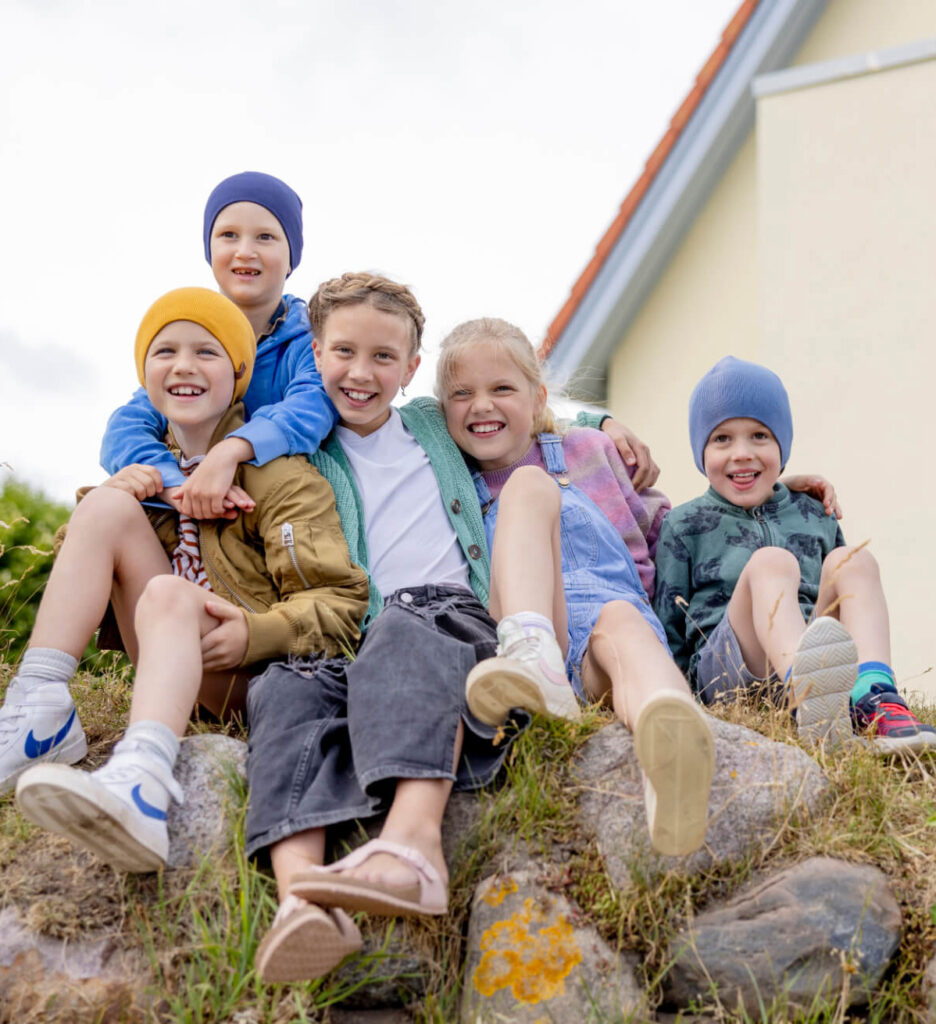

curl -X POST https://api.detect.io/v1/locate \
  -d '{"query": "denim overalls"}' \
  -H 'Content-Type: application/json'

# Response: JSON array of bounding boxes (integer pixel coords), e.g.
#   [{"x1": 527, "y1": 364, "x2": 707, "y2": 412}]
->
[{"x1": 473, "y1": 434, "x2": 669, "y2": 699}]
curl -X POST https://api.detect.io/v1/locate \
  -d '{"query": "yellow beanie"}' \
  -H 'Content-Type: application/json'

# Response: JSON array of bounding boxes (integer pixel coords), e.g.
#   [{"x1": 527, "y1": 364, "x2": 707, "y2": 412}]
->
[{"x1": 135, "y1": 287, "x2": 256, "y2": 403}]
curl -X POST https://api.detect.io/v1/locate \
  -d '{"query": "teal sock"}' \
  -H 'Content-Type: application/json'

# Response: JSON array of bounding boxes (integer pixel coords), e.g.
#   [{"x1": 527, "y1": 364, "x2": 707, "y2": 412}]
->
[{"x1": 851, "y1": 661, "x2": 897, "y2": 703}]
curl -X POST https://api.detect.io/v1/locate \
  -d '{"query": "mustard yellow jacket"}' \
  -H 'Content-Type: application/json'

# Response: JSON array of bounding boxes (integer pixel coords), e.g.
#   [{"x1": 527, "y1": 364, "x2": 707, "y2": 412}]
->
[{"x1": 70, "y1": 405, "x2": 369, "y2": 665}]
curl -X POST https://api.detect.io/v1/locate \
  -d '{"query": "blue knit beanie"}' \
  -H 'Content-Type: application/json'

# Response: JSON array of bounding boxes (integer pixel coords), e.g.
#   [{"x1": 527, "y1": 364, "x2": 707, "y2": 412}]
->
[
  {"x1": 203, "y1": 172, "x2": 303, "y2": 275},
  {"x1": 689, "y1": 356, "x2": 793, "y2": 473}
]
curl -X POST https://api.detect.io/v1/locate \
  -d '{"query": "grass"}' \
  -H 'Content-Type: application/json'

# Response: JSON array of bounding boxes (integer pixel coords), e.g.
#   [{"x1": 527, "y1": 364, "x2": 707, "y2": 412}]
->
[{"x1": 2, "y1": 666, "x2": 936, "y2": 1022}]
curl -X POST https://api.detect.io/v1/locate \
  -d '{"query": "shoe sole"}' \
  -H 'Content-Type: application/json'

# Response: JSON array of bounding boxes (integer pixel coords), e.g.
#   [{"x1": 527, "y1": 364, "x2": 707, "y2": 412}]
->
[
  {"x1": 256, "y1": 904, "x2": 362, "y2": 983},
  {"x1": 871, "y1": 729, "x2": 936, "y2": 757},
  {"x1": 789, "y1": 617, "x2": 857, "y2": 749},
  {"x1": 632, "y1": 692, "x2": 714, "y2": 857},
  {"x1": 0, "y1": 729, "x2": 88, "y2": 797},
  {"x1": 15, "y1": 764, "x2": 166, "y2": 873},
  {"x1": 465, "y1": 658, "x2": 581, "y2": 726}
]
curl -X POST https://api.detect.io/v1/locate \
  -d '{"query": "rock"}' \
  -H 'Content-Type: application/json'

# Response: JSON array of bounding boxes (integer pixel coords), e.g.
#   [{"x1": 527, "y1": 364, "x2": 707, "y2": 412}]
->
[
  {"x1": 166, "y1": 733, "x2": 247, "y2": 868},
  {"x1": 0, "y1": 906, "x2": 152, "y2": 1022},
  {"x1": 460, "y1": 868, "x2": 646, "y2": 1023},
  {"x1": 662, "y1": 857, "x2": 901, "y2": 1014},
  {"x1": 576, "y1": 717, "x2": 829, "y2": 882}
]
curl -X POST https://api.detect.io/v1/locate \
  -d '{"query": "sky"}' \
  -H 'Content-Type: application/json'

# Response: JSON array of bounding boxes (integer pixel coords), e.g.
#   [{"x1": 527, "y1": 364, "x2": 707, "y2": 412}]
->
[{"x1": 0, "y1": 0, "x2": 740, "y2": 504}]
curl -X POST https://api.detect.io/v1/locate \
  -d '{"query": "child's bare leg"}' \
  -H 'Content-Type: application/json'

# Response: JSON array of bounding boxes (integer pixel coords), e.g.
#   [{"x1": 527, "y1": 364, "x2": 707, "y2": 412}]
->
[
  {"x1": 129, "y1": 575, "x2": 247, "y2": 734},
  {"x1": 582, "y1": 601, "x2": 692, "y2": 727},
  {"x1": 271, "y1": 829, "x2": 327, "y2": 899},
  {"x1": 343, "y1": 720, "x2": 463, "y2": 890},
  {"x1": 30, "y1": 486, "x2": 171, "y2": 659},
  {"x1": 816, "y1": 546, "x2": 890, "y2": 664},
  {"x1": 583, "y1": 602, "x2": 713, "y2": 856},
  {"x1": 489, "y1": 466, "x2": 567, "y2": 645},
  {"x1": 725, "y1": 547, "x2": 806, "y2": 680}
]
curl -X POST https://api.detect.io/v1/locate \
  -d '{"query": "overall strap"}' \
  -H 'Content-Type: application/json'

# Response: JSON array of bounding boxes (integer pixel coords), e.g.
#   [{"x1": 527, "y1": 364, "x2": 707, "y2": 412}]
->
[{"x1": 537, "y1": 434, "x2": 569, "y2": 483}]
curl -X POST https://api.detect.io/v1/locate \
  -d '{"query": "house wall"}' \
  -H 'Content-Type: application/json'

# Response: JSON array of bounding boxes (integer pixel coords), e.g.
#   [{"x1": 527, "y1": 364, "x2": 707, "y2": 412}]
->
[
  {"x1": 758, "y1": 54, "x2": 936, "y2": 691},
  {"x1": 603, "y1": 0, "x2": 936, "y2": 692}
]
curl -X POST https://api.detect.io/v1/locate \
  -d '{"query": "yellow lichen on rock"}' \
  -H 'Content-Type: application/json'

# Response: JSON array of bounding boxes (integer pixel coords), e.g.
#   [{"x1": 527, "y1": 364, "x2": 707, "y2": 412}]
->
[
  {"x1": 473, "y1": 896, "x2": 583, "y2": 1004},
  {"x1": 481, "y1": 876, "x2": 519, "y2": 907}
]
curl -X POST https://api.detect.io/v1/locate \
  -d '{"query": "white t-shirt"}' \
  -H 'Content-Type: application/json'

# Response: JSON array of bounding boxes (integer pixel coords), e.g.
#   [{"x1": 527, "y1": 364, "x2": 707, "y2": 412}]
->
[{"x1": 336, "y1": 409, "x2": 470, "y2": 596}]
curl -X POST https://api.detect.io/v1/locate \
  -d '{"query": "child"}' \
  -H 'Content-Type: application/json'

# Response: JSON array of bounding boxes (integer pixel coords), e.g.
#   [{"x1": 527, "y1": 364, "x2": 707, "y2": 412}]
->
[
  {"x1": 244, "y1": 273, "x2": 525, "y2": 984},
  {"x1": 653, "y1": 355, "x2": 936, "y2": 753},
  {"x1": 434, "y1": 317, "x2": 715, "y2": 859},
  {"x1": 7, "y1": 288, "x2": 368, "y2": 876},
  {"x1": 100, "y1": 171, "x2": 336, "y2": 521}
]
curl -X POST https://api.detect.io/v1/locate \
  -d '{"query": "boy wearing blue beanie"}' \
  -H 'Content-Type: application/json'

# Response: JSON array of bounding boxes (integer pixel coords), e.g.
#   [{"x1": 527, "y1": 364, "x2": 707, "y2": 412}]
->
[
  {"x1": 654, "y1": 356, "x2": 936, "y2": 753},
  {"x1": 100, "y1": 171, "x2": 336, "y2": 522}
]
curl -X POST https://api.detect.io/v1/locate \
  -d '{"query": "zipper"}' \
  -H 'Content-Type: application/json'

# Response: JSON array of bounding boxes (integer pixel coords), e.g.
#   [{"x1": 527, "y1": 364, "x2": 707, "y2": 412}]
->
[
  {"x1": 204, "y1": 528, "x2": 258, "y2": 613},
  {"x1": 281, "y1": 522, "x2": 311, "y2": 588},
  {"x1": 751, "y1": 505, "x2": 772, "y2": 545}
]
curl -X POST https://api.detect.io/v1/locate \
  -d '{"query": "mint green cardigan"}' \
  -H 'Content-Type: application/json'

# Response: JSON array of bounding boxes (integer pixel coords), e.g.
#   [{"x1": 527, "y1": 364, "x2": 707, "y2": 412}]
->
[{"x1": 310, "y1": 397, "x2": 490, "y2": 631}]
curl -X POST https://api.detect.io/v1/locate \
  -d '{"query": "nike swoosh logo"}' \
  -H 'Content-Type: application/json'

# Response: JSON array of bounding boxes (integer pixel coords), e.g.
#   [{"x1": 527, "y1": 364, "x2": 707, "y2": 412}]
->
[
  {"x1": 131, "y1": 784, "x2": 168, "y2": 821},
  {"x1": 24, "y1": 708, "x2": 76, "y2": 759}
]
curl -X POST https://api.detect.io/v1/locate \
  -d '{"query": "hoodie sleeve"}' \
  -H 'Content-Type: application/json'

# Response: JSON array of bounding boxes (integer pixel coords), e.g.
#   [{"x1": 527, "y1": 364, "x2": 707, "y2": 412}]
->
[{"x1": 99, "y1": 387, "x2": 184, "y2": 488}]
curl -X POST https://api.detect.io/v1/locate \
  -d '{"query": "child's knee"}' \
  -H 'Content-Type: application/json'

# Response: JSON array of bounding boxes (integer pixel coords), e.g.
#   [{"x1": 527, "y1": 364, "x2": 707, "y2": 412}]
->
[
  {"x1": 592, "y1": 600, "x2": 646, "y2": 640},
  {"x1": 135, "y1": 574, "x2": 191, "y2": 620},
  {"x1": 822, "y1": 545, "x2": 880, "y2": 583},
  {"x1": 500, "y1": 465, "x2": 559, "y2": 509},
  {"x1": 743, "y1": 546, "x2": 800, "y2": 582},
  {"x1": 71, "y1": 484, "x2": 149, "y2": 531}
]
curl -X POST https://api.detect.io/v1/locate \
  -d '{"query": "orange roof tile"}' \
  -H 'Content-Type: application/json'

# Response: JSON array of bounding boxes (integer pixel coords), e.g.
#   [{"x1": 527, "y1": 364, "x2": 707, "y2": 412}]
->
[{"x1": 539, "y1": 0, "x2": 759, "y2": 360}]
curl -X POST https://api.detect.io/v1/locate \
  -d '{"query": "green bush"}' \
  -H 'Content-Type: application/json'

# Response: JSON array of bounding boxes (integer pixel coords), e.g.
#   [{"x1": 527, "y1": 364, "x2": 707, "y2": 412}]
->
[{"x1": 0, "y1": 477, "x2": 71, "y2": 659}]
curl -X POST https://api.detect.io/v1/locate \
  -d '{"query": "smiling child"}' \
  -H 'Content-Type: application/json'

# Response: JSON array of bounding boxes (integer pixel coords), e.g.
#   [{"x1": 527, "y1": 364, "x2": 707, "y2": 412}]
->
[{"x1": 654, "y1": 355, "x2": 936, "y2": 753}]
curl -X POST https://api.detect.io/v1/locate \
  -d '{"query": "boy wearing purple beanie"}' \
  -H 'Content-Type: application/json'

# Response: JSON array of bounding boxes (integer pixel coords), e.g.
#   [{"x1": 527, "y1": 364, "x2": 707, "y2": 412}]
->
[
  {"x1": 653, "y1": 356, "x2": 936, "y2": 754},
  {"x1": 100, "y1": 171, "x2": 336, "y2": 521}
]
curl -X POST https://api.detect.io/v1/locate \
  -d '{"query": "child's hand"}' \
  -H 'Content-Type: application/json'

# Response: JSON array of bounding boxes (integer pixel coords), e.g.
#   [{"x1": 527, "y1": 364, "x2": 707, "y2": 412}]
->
[
  {"x1": 600, "y1": 418, "x2": 660, "y2": 490},
  {"x1": 174, "y1": 438, "x2": 256, "y2": 520},
  {"x1": 782, "y1": 474, "x2": 842, "y2": 519},
  {"x1": 201, "y1": 600, "x2": 249, "y2": 669},
  {"x1": 101, "y1": 464, "x2": 163, "y2": 500}
]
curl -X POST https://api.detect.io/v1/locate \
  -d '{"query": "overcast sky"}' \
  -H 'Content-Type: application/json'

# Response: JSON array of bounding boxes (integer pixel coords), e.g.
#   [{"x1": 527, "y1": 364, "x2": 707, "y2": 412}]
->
[{"x1": 1, "y1": 0, "x2": 739, "y2": 504}]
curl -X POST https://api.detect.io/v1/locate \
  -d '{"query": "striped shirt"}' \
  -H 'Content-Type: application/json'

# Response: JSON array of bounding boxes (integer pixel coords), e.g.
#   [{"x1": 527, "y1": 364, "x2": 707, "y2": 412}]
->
[{"x1": 170, "y1": 455, "x2": 213, "y2": 592}]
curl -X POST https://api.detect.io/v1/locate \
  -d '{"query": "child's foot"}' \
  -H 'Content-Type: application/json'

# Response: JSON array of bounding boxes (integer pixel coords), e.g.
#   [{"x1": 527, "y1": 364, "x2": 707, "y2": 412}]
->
[
  {"x1": 788, "y1": 617, "x2": 856, "y2": 749},
  {"x1": 466, "y1": 615, "x2": 580, "y2": 725},
  {"x1": 15, "y1": 737, "x2": 183, "y2": 872},
  {"x1": 289, "y1": 838, "x2": 448, "y2": 917},
  {"x1": 851, "y1": 688, "x2": 936, "y2": 755},
  {"x1": 632, "y1": 691, "x2": 714, "y2": 857},
  {"x1": 0, "y1": 680, "x2": 87, "y2": 795},
  {"x1": 255, "y1": 893, "x2": 362, "y2": 983}
]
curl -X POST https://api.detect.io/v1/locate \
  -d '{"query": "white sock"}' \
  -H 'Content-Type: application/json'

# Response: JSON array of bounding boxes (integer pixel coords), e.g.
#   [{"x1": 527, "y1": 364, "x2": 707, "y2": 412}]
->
[
  {"x1": 12, "y1": 648, "x2": 77, "y2": 694},
  {"x1": 120, "y1": 720, "x2": 180, "y2": 775},
  {"x1": 502, "y1": 612, "x2": 556, "y2": 638}
]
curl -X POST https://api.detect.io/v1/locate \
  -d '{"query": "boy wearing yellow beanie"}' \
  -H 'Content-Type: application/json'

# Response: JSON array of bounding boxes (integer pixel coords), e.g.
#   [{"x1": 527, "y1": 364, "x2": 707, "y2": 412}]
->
[{"x1": 3, "y1": 289, "x2": 367, "y2": 944}]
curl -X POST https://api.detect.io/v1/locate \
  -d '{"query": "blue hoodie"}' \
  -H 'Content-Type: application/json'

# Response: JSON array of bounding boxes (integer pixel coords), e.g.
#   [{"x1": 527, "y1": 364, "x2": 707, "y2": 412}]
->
[{"x1": 100, "y1": 295, "x2": 337, "y2": 487}]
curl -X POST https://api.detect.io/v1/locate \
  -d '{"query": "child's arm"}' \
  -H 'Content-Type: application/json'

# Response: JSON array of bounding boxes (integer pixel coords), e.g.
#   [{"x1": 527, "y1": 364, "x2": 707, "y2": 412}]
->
[
  {"x1": 236, "y1": 460, "x2": 370, "y2": 665},
  {"x1": 574, "y1": 410, "x2": 659, "y2": 490},
  {"x1": 652, "y1": 517, "x2": 695, "y2": 675},
  {"x1": 100, "y1": 388, "x2": 183, "y2": 489}
]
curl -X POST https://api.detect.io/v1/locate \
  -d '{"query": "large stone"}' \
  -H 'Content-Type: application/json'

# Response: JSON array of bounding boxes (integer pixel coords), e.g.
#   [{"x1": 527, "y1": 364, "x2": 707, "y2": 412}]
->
[
  {"x1": 0, "y1": 905, "x2": 152, "y2": 1022},
  {"x1": 166, "y1": 733, "x2": 247, "y2": 868},
  {"x1": 576, "y1": 717, "x2": 829, "y2": 882},
  {"x1": 663, "y1": 857, "x2": 901, "y2": 1014},
  {"x1": 460, "y1": 868, "x2": 646, "y2": 1023}
]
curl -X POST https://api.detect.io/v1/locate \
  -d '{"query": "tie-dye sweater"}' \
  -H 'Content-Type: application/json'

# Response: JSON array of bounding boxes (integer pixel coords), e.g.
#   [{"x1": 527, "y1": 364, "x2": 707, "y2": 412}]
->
[
  {"x1": 478, "y1": 426, "x2": 670, "y2": 600},
  {"x1": 653, "y1": 483, "x2": 845, "y2": 681}
]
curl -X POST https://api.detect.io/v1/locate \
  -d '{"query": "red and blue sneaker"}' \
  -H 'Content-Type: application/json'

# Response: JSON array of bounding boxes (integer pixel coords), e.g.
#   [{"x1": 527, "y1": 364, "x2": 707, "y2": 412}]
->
[{"x1": 851, "y1": 684, "x2": 936, "y2": 755}]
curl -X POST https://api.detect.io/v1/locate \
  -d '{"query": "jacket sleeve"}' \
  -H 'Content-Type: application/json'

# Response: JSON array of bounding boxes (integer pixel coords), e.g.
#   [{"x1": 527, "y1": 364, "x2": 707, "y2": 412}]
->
[
  {"x1": 573, "y1": 410, "x2": 608, "y2": 430},
  {"x1": 228, "y1": 343, "x2": 338, "y2": 466},
  {"x1": 240, "y1": 461, "x2": 369, "y2": 664},
  {"x1": 99, "y1": 388, "x2": 184, "y2": 488},
  {"x1": 652, "y1": 516, "x2": 694, "y2": 675}
]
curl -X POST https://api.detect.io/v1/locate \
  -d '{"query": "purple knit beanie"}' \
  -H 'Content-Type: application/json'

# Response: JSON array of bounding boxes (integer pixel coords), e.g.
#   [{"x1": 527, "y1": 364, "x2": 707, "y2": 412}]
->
[{"x1": 203, "y1": 172, "x2": 303, "y2": 275}]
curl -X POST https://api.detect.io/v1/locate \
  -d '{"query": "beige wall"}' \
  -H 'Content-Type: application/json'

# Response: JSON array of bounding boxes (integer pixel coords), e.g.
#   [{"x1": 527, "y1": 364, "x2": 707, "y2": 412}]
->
[
  {"x1": 604, "y1": 0, "x2": 936, "y2": 691},
  {"x1": 607, "y1": 135, "x2": 759, "y2": 508},
  {"x1": 758, "y1": 55, "x2": 936, "y2": 691}
]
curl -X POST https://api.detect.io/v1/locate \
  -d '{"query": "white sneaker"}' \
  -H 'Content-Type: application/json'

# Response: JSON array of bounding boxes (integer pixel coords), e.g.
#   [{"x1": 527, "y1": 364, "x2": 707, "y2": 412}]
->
[
  {"x1": 0, "y1": 680, "x2": 87, "y2": 795},
  {"x1": 789, "y1": 617, "x2": 857, "y2": 749},
  {"x1": 15, "y1": 739, "x2": 183, "y2": 872},
  {"x1": 466, "y1": 617, "x2": 581, "y2": 726}
]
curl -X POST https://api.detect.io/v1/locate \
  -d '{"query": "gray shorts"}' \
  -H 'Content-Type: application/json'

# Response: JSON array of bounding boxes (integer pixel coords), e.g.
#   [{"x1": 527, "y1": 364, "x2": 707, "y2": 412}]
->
[
  {"x1": 244, "y1": 585, "x2": 527, "y2": 859},
  {"x1": 694, "y1": 613, "x2": 778, "y2": 705}
]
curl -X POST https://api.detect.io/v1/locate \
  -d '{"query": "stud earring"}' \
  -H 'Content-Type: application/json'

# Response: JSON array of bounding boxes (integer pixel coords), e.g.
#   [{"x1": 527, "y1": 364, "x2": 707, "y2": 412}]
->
[{"x1": 401, "y1": 385, "x2": 407, "y2": 397}]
